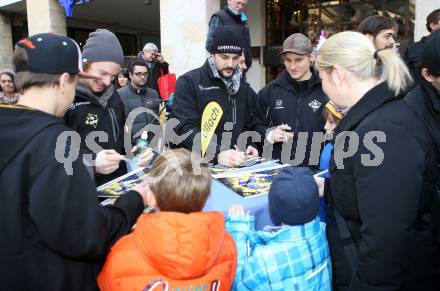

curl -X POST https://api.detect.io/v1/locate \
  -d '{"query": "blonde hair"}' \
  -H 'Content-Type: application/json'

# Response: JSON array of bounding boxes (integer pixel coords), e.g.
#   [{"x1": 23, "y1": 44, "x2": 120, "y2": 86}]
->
[
  {"x1": 149, "y1": 149, "x2": 212, "y2": 213},
  {"x1": 316, "y1": 31, "x2": 412, "y2": 96}
]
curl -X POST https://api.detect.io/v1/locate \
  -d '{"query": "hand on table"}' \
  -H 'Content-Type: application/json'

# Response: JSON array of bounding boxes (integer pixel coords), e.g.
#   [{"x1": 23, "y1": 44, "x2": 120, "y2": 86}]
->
[{"x1": 218, "y1": 149, "x2": 246, "y2": 167}]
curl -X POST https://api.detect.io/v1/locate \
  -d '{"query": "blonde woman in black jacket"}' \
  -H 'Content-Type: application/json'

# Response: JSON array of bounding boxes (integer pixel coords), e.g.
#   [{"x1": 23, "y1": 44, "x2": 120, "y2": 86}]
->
[{"x1": 316, "y1": 31, "x2": 440, "y2": 291}]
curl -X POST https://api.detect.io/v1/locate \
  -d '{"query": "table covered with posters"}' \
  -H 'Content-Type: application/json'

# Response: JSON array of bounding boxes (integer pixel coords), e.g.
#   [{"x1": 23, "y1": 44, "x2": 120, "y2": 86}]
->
[
  {"x1": 203, "y1": 161, "x2": 289, "y2": 230},
  {"x1": 204, "y1": 179, "x2": 273, "y2": 230},
  {"x1": 99, "y1": 160, "x2": 285, "y2": 230}
]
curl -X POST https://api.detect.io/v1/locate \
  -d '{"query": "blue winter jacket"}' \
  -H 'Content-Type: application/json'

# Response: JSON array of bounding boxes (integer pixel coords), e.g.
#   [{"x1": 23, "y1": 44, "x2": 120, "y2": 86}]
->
[{"x1": 226, "y1": 215, "x2": 332, "y2": 291}]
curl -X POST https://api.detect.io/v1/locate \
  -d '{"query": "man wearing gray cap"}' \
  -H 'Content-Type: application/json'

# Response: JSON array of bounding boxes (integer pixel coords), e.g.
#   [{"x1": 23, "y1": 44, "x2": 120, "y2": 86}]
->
[
  {"x1": 137, "y1": 42, "x2": 169, "y2": 98},
  {"x1": 65, "y1": 29, "x2": 152, "y2": 186},
  {"x1": 253, "y1": 33, "x2": 327, "y2": 168}
]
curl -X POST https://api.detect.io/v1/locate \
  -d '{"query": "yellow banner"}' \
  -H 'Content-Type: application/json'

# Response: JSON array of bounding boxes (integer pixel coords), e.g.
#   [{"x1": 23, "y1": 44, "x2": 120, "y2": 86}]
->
[{"x1": 201, "y1": 101, "x2": 223, "y2": 157}]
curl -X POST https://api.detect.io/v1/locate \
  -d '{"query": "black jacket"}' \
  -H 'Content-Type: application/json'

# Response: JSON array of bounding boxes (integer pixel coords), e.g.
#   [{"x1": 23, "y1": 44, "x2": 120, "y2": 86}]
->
[
  {"x1": 404, "y1": 80, "x2": 440, "y2": 245},
  {"x1": 64, "y1": 84, "x2": 127, "y2": 186},
  {"x1": 253, "y1": 70, "x2": 327, "y2": 167},
  {"x1": 0, "y1": 105, "x2": 144, "y2": 291},
  {"x1": 170, "y1": 60, "x2": 257, "y2": 160},
  {"x1": 137, "y1": 51, "x2": 169, "y2": 98},
  {"x1": 117, "y1": 83, "x2": 160, "y2": 141},
  {"x1": 327, "y1": 82, "x2": 440, "y2": 291},
  {"x1": 207, "y1": 7, "x2": 252, "y2": 69}
]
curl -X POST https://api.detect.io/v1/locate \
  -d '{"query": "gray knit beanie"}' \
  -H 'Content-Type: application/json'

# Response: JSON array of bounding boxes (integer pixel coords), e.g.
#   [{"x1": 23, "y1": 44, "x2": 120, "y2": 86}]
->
[{"x1": 82, "y1": 29, "x2": 124, "y2": 65}]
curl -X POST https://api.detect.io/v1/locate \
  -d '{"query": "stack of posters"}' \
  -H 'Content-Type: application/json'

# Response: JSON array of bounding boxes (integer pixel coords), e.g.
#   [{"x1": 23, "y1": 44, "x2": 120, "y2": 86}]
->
[
  {"x1": 215, "y1": 163, "x2": 289, "y2": 199},
  {"x1": 97, "y1": 166, "x2": 151, "y2": 198}
]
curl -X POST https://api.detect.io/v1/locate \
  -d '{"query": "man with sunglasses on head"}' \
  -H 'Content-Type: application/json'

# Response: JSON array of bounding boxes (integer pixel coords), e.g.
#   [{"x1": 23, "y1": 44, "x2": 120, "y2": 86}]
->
[
  {"x1": 118, "y1": 58, "x2": 160, "y2": 141},
  {"x1": 65, "y1": 29, "x2": 152, "y2": 186}
]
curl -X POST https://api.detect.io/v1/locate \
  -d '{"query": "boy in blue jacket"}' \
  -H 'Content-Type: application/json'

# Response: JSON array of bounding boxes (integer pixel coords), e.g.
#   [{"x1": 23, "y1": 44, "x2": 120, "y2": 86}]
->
[{"x1": 226, "y1": 167, "x2": 331, "y2": 291}]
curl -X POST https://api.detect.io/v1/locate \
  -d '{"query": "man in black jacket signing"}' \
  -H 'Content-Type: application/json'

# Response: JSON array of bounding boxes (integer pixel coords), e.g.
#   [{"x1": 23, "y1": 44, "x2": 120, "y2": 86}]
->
[
  {"x1": 171, "y1": 25, "x2": 258, "y2": 167},
  {"x1": 0, "y1": 33, "x2": 149, "y2": 291},
  {"x1": 253, "y1": 33, "x2": 328, "y2": 168},
  {"x1": 64, "y1": 29, "x2": 152, "y2": 185}
]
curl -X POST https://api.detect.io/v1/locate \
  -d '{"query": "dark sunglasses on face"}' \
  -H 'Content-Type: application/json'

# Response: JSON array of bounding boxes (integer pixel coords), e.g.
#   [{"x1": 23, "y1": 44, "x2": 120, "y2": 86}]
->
[{"x1": 134, "y1": 72, "x2": 148, "y2": 77}]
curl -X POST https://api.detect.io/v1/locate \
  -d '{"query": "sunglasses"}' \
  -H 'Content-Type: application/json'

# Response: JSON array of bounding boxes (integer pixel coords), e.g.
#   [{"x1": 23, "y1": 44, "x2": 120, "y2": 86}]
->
[{"x1": 133, "y1": 72, "x2": 148, "y2": 77}]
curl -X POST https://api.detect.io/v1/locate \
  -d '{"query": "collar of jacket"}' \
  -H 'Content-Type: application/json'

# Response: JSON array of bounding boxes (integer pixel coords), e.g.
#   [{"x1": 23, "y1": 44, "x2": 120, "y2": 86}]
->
[
  {"x1": 128, "y1": 82, "x2": 147, "y2": 95},
  {"x1": 76, "y1": 82, "x2": 115, "y2": 108},
  {"x1": 421, "y1": 80, "x2": 440, "y2": 113},
  {"x1": 224, "y1": 6, "x2": 243, "y2": 22},
  {"x1": 274, "y1": 69, "x2": 321, "y2": 93},
  {"x1": 335, "y1": 82, "x2": 393, "y2": 135}
]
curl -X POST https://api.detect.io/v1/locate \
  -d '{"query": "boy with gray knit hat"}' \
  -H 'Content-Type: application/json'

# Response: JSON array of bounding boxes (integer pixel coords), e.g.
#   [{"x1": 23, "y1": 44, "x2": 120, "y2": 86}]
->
[{"x1": 64, "y1": 28, "x2": 153, "y2": 186}]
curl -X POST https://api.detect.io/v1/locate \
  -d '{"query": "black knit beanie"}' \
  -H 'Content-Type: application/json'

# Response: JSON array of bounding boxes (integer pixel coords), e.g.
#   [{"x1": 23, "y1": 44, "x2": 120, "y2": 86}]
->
[{"x1": 209, "y1": 25, "x2": 244, "y2": 55}]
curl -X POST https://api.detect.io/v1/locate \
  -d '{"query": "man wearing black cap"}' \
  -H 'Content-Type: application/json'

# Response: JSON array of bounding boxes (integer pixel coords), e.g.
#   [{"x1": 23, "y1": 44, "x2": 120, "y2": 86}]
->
[
  {"x1": 64, "y1": 29, "x2": 152, "y2": 186},
  {"x1": 0, "y1": 33, "x2": 149, "y2": 290},
  {"x1": 171, "y1": 25, "x2": 258, "y2": 166},
  {"x1": 253, "y1": 33, "x2": 327, "y2": 168}
]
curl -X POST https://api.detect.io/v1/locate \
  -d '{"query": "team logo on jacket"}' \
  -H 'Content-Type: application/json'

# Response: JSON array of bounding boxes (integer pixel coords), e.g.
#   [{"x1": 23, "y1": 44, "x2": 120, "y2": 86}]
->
[
  {"x1": 85, "y1": 113, "x2": 98, "y2": 129},
  {"x1": 275, "y1": 99, "x2": 284, "y2": 109},
  {"x1": 309, "y1": 99, "x2": 322, "y2": 112}
]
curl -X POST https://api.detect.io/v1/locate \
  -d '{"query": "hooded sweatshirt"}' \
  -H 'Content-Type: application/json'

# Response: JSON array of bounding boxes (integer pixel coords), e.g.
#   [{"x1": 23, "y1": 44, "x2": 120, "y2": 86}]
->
[
  {"x1": 64, "y1": 83, "x2": 127, "y2": 185},
  {"x1": 98, "y1": 211, "x2": 237, "y2": 291},
  {"x1": 0, "y1": 105, "x2": 144, "y2": 291}
]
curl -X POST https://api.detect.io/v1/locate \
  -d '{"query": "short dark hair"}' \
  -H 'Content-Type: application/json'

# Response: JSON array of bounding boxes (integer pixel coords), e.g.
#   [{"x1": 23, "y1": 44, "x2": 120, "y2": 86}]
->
[
  {"x1": 357, "y1": 15, "x2": 396, "y2": 37},
  {"x1": 427, "y1": 9, "x2": 440, "y2": 32},
  {"x1": 13, "y1": 45, "x2": 75, "y2": 93},
  {"x1": 126, "y1": 58, "x2": 147, "y2": 74}
]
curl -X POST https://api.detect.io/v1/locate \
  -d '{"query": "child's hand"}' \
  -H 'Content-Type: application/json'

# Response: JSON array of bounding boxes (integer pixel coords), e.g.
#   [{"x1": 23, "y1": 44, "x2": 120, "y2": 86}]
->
[{"x1": 228, "y1": 204, "x2": 251, "y2": 216}]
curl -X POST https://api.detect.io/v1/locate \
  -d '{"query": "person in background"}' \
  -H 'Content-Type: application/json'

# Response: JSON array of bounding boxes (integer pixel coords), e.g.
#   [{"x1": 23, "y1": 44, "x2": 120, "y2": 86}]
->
[
  {"x1": 115, "y1": 67, "x2": 129, "y2": 89},
  {"x1": 0, "y1": 69, "x2": 20, "y2": 105},
  {"x1": 98, "y1": 149, "x2": 237, "y2": 291},
  {"x1": 206, "y1": 0, "x2": 252, "y2": 70},
  {"x1": 118, "y1": 58, "x2": 160, "y2": 141},
  {"x1": 316, "y1": 31, "x2": 439, "y2": 290},
  {"x1": 226, "y1": 167, "x2": 331, "y2": 291},
  {"x1": 238, "y1": 51, "x2": 247, "y2": 72},
  {"x1": 253, "y1": 33, "x2": 327, "y2": 168},
  {"x1": 137, "y1": 42, "x2": 169, "y2": 99},
  {"x1": 0, "y1": 33, "x2": 149, "y2": 291},
  {"x1": 64, "y1": 29, "x2": 152, "y2": 186},
  {"x1": 357, "y1": 15, "x2": 397, "y2": 50},
  {"x1": 405, "y1": 9, "x2": 440, "y2": 86}
]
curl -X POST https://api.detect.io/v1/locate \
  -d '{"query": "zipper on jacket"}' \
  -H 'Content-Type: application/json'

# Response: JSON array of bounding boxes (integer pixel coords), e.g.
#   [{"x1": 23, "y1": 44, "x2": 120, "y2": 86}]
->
[
  {"x1": 228, "y1": 94, "x2": 237, "y2": 125},
  {"x1": 108, "y1": 108, "x2": 119, "y2": 141}
]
